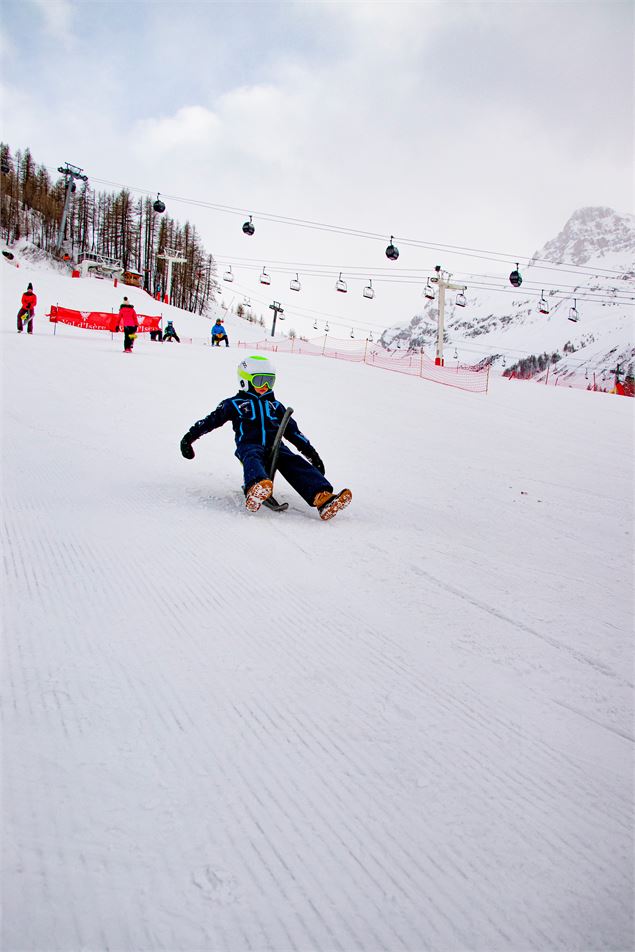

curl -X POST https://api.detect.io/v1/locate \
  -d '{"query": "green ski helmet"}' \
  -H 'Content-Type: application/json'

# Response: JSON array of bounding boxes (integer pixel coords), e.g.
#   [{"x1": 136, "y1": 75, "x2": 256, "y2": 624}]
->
[{"x1": 237, "y1": 354, "x2": 276, "y2": 394}]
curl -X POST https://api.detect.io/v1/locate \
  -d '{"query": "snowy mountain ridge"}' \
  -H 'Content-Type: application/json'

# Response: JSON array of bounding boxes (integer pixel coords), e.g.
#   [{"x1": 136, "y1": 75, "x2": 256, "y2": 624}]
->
[
  {"x1": 381, "y1": 206, "x2": 634, "y2": 384},
  {"x1": 530, "y1": 206, "x2": 635, "y2": 268}
]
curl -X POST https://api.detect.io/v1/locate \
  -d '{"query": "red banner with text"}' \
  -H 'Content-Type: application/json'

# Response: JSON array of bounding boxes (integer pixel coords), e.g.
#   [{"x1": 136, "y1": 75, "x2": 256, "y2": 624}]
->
[{"x1": 49, "y1": 306, "x2": 161, "y2": 333}]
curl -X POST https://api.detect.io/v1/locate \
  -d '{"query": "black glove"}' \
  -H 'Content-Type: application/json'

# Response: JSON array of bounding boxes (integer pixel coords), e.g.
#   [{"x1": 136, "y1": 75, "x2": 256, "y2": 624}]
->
[
  {"x1": 180, "y1": 434, "x2": 195, "y2": 459},
  {"x1": 303, "y1": 445, "x2": 325, "y2": 474}
]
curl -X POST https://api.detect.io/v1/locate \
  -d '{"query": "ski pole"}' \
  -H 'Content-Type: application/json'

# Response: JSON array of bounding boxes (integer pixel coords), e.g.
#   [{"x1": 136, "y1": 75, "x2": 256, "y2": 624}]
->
[
  {"x1": 262, "y1": 407, "x2": 293, "y2": 511},
  {"x1": 267, "y1": 406, "x2": 294, "y2": 481}
]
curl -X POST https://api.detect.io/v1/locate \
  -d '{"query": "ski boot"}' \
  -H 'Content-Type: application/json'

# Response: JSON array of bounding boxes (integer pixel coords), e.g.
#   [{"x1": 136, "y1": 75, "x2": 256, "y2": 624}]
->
[
  {"x1": 314, "y1": 489, "x2": 352, "y2": 521},
  {"x1": 245, "y1": 479, "x2": 274, "y2": 512}
]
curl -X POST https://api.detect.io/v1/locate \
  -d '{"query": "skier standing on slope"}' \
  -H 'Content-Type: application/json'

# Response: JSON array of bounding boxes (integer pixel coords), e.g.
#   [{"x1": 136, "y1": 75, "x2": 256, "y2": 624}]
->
[
  {"x1": 179, "y1": 355, "x2": 352, "y2": 520},
  {"x1": 118, "y1": 297, "x2": 139, "y2": 353},
  {"x1": 17, "y1": 282, "x2": 37, "y2": 334}
]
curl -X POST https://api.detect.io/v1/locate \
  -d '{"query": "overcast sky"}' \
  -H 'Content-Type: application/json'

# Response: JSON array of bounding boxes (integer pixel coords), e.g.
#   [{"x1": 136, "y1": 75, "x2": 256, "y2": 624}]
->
[{"x1": 2, "y1": 0, "x2": 632, "y2": 336}]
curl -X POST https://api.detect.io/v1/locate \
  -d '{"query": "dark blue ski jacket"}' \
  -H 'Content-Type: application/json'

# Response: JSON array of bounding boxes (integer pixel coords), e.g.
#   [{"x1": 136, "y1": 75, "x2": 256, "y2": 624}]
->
[{"x1": 186, "y1": 390, "x2": 315, "y2": 455}]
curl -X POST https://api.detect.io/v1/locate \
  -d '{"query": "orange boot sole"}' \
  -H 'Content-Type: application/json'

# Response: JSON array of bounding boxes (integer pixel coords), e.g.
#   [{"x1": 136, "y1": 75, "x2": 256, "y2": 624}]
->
[
  {"x1": 245, "y1": 479, "x2": 274, "y2": 512},
  {"x1": 318, "y1": 488, "x2": 352, "y2": 521}
]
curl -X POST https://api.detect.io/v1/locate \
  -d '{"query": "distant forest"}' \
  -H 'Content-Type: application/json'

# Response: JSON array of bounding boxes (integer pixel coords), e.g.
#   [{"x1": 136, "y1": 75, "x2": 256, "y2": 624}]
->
[{"x1": 0, "y1": 143, "x2": 219, "y2": 316}]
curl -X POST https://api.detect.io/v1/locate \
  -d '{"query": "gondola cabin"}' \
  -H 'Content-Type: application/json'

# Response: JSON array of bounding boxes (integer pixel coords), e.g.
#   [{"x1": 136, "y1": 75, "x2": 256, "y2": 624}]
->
[
  {"x1": 509, "y1": 264, "x2": 523, "y2": 287},
  {"x1": 385, "y1": 237, "x2": 399, "y2": 261}
]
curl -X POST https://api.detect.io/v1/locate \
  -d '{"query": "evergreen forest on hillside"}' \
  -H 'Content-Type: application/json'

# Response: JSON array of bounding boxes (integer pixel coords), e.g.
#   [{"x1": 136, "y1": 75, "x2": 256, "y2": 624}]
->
[{"x1": 0, "y1": 143, "x2": 218, "y2": 315}]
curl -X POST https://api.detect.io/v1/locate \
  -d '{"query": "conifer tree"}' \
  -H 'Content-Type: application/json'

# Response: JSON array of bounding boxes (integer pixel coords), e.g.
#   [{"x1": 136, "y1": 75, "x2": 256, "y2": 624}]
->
[{"x1": 0, "y1": 142, "x2": 219, "y2": 314}]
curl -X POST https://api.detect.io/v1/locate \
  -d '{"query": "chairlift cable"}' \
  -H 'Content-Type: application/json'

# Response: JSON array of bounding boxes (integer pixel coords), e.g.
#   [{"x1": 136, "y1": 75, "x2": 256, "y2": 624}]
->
[
  {"x1": 225, "y1": 273, "x2": 608, "y2": 342},
  {"x1": 210, "y1": 255, "x2": 634, "y2": 298},
  {"x1": 215, "y1": 261, "x2": 633, "y2": 304},
  {"x1": 229, "y1": 275, "x2": 614, "y2": 361},
  {"x1": 81, "y1": 169, "x2": 630, "y2": 279}
]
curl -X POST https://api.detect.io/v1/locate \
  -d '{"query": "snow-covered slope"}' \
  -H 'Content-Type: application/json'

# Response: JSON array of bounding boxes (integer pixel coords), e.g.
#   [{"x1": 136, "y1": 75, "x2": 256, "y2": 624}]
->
[
  {"x1": 1, "y1": 240, "x2": 266, "y2": 345},
  {"x1": 381, "y1": 207, "x2": 635, "y2": 385},
  {"x1": 2, "y1": 258, "x2": 634, "y2": 951}
]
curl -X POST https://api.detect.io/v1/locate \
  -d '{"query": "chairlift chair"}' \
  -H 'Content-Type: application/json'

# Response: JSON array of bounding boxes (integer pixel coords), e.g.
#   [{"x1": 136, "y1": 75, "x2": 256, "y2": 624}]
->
[
  {"x1": 424, "y1": 278, "x2": 436, "y2": 300},
  {"x1": 453, "y1": 348, "x2": 459, "y2": 359},
  {"x1": 363, "y1": 280, "x2": 375, "y2": 300},
  {"x1": 430, "y1": 266, "x2": 442, "y2": 284},
  {"x1": 350, "y1": 329, "x2": 355, "y2": 339},
  {"x1": 509, "y1": 263, "x2": 522, "y2": 288},
  {"x1": 367, "y1": 331, "x2": 374, "y2": 342},
  {"x1": 385, "y1": 236, "x2": 399, "y2": 261},
  {"x1": 538, "y1": 291, "x2": 550, "y2": 315},
  {"x1": 260, "y1": 267, "x2": 271, "y2": 285},
  {"x1": 455, "y1": 292, "x2": 467, "y2": 308},
  {"x1": 568, "y1": 299, "x2": 579, "y2": 322},
  {"x1": 325, "y1": 322, "x2": 330, "y2": 332},
  {"x1": 242, "y1": 215, "x2": 255, "y2": 236},
  {"x1": 223, "y1": 266, "x2": 234, "y2": 283},
  {"x1": 335, "y1": 273, "x2": 347, "y2": 293},
  {"x1": 313, "y1": 320, "x2": 318, "y2": 330},
  {"x1": 153, "y1": 193, "x2": 166, "y2": 213},
  {"x1": 290, "y1": 273, "x2": 301, "y2": 292}
]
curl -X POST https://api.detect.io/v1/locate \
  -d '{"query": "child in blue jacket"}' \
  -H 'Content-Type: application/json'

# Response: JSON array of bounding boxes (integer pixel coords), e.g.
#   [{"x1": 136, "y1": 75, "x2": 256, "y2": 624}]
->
[{"x1": 180, "y1": 355, "x2": 352, "y2": 520}]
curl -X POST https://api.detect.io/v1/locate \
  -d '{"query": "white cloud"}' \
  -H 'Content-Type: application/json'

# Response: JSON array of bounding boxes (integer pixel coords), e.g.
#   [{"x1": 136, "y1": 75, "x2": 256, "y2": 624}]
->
[
  {"x1": 0, "y1": 26, "x2": 12, "y2": 61},
  {"x1": 31, "y1": 0, "x2": 75, "y2": 47},
  {"x1": 2, "y1": 0, "x2": 632, "y2": 330},
  {"x1": 133, "y1": 106, "x2": 222, "y2": 154}
]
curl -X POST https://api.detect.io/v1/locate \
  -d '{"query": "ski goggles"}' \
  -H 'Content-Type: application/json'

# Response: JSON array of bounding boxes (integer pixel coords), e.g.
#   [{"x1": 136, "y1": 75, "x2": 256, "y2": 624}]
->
[{"x1": 251, "y1": 374, "x2": 276, "y2": 389}]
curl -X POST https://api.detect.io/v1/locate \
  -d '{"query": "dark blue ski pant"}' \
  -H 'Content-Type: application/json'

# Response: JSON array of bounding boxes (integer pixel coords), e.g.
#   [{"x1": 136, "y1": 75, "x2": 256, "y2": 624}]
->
[{"x1": 236, "y1": 443, "x2": 332, "y2": 505}]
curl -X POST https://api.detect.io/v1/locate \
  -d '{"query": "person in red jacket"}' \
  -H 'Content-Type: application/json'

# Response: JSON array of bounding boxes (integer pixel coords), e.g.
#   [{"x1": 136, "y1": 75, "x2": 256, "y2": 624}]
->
[
  {"x1": 118, "y1": 296, "x2": 139, "y2": 353},
  {"x1": 17, "y1": 283, "x2": 37, "y2": 334}
]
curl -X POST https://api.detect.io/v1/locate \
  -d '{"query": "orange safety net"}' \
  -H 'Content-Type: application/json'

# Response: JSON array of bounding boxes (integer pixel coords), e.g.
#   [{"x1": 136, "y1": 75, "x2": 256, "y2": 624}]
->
[{"x1": 237, "y1": 336, "x2": 490, "y2": 394}]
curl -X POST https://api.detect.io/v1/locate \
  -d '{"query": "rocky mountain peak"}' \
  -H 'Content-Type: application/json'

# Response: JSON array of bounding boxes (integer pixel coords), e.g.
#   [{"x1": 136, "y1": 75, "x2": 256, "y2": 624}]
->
[{"x1": 530, "y1": 206, "x2": 635, "y2": 267}]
